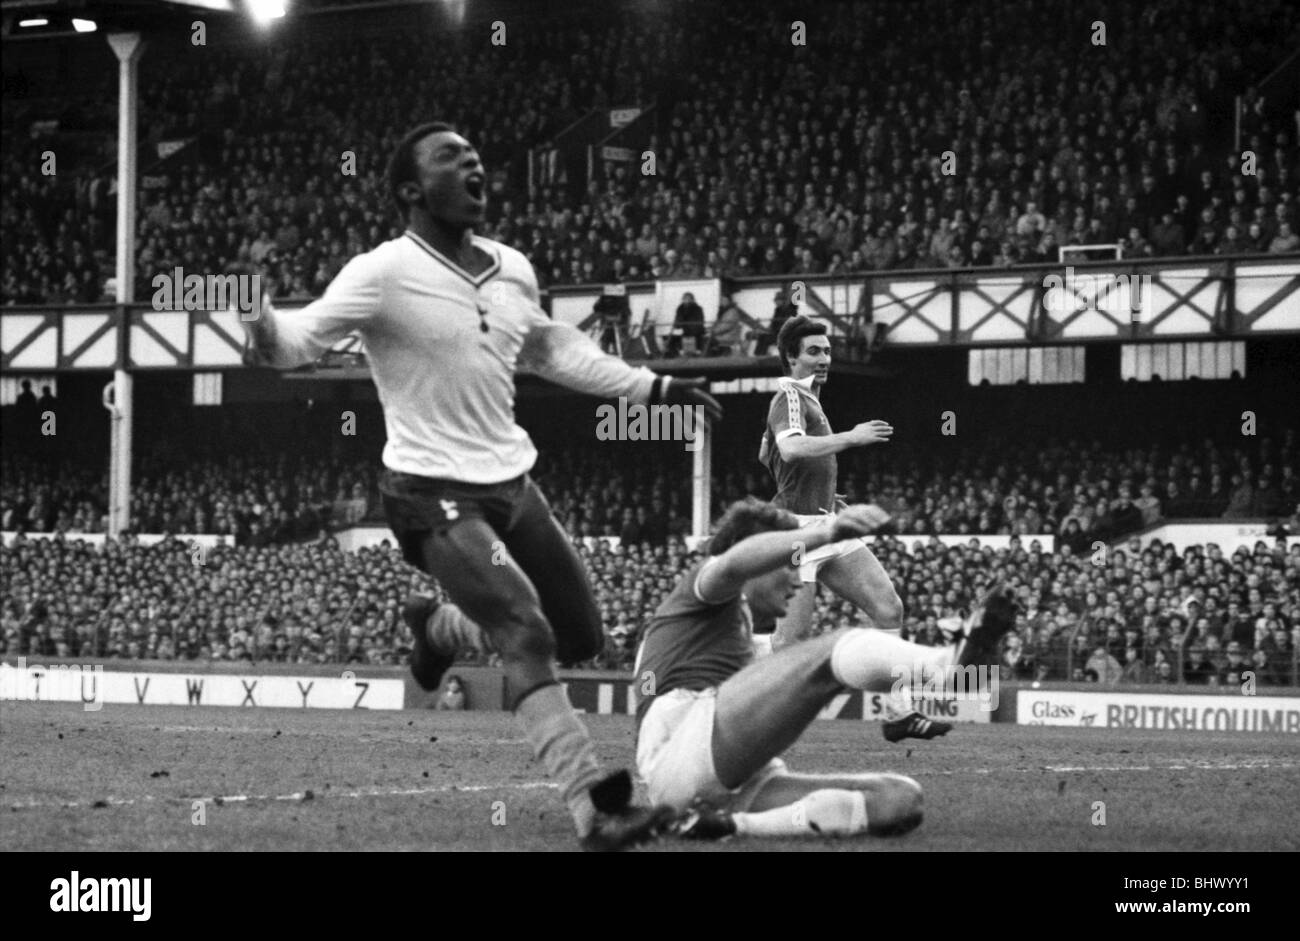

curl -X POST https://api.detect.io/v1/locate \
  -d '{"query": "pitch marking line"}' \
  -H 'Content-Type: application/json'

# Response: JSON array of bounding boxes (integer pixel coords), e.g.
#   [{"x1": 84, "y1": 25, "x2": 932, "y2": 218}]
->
[
  {"x1": 7, "y1": 780, "x2": 560, "y2": 812},
  {"x1": 927, "y1": 758, "x2": 1299, "y2": 775},
  {"x1": 7, "y1": 759, "x2": 1297, "y2": 812},
  {"x1": 158, "y1": 725, "x2": 526, "y2": 745}
]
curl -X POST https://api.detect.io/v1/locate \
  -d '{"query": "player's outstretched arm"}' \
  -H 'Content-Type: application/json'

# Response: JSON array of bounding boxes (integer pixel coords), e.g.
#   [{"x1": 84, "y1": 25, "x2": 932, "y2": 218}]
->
[
  {"x1": 698, "y1": 505, "x2": 890, "y2": 601},
  {"x1": 241, "y1": 256, "x2": 379, "y2": 369},
  {"x1": 518, "y1": 318, "x2": 652, "y2": 400},
  {"x1": 519, "y1": 319, "x2": 722, "y2": 421},
  {"x1": 778, "y1": 420, "x2": 892, "y2": 461}
]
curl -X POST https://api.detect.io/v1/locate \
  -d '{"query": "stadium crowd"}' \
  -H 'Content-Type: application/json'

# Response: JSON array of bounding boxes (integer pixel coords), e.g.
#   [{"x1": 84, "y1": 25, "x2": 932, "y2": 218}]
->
[
  {"x1": 0, "y1": 453, "x2": 379, "y2": 546},
  {"x1": 2, "y1": 527, "x2": 1297, "y2": 686},
  {"x1": 3, "y1": 0, "x2": 1299, "y2": 307},
  {"x1": 5, "y1": 410, "x2": 1299, "y2": 546},
  {"x1": 4, "y1": 378, "x2": 1298, "y2": 683}
]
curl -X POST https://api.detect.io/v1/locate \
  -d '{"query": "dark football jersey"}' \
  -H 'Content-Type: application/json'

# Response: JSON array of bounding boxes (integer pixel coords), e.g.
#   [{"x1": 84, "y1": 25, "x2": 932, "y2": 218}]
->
[
  {"x1": 633, "y1": 559, "x2": 754, "y2": 727},
  {"x1": 759, "y1": 375, "x2": 837, "y2": 514}
]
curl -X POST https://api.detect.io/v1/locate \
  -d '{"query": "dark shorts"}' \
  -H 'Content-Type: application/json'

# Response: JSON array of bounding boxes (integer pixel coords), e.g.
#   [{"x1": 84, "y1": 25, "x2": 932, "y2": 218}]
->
[
  {"x1": 379, "y1": 470, "x2": 546, "y2": 569},
  {"x1": 380, "y1": 468, "x2": 603, "y2": 665}
]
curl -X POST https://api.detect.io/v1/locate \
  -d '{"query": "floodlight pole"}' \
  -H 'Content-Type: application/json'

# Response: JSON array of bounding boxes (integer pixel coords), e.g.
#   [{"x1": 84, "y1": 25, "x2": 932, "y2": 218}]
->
[{"x1": 106, "y1": 32, "x2": 144, "y2": 537}]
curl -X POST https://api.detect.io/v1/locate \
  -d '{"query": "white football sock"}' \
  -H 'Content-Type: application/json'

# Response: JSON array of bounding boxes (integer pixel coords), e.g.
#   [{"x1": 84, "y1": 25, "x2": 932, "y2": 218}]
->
[
  {"x1": 515, "y1": 683, "x2": 603, "y2": 837},
  {"x1": 882, "y1": 691, "x2": 916, "y2": 720},
  {"x1": 733, "y1": 789, "x2": 868, "y2": 838},
  {"x1": 829, "y1": 627, "x2": 955, "y2": 692}
]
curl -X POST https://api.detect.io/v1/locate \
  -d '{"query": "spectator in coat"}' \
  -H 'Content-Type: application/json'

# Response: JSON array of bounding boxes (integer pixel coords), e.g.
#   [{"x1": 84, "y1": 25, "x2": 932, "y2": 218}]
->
[
  {"x1": 1120, "y1": 647, "x2": 1149, "y2": 683},
  {"x1": 666, "y1": 292, "x2": 706, "y2": 357},
  {"x1": 1085, "y1": 645, "x2": 1123, "y2": 685}
]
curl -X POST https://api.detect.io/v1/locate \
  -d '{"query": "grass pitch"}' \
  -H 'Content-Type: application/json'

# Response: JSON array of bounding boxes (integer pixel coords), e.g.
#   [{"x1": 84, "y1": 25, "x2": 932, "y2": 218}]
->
[{"x1": 3, "y1": 702, "x2": 1297, "y2": 851}]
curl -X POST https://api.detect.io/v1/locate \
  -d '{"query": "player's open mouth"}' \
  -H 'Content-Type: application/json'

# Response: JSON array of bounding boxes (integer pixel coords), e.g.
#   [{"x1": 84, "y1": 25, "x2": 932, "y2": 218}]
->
[{"x1": 465, "y1": 174, "x2": 485, "y2": 201}]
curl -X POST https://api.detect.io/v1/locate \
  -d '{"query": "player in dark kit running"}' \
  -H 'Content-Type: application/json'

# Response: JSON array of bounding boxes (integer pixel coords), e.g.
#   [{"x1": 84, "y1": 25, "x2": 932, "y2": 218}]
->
[
  {"x1": 759, "y1": 315, "x2": 950, "y2": 743},
  {"x1": 634, "y1": 498, "x2": 1020, "y2": 840},
  {"x1": 241, "y1": 122, "x2": 721, "y2": 850}
]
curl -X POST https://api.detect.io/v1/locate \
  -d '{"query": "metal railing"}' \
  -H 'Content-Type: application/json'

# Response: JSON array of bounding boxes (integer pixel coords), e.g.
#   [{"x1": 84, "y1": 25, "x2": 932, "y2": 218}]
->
[{"x1": 1053, "y1": 612, "x2": 1298, "y2": 688}]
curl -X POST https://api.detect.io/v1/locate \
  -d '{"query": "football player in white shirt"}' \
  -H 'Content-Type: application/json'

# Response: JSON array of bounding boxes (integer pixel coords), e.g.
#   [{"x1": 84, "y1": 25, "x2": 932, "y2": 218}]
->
[{"x1": 242, "y1": 122, "x2": 721, "y2": 850}]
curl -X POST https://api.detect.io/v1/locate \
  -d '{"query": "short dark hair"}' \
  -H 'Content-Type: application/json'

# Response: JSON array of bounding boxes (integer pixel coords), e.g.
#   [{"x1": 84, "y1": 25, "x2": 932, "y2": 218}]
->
[
  {"x1": 387, "y1": 122, "x2": 456, "y2": 217},
  {"x1": 776, "y1": 314, "x2": 828, "y2": 373},
  {"x1": 706, "y1": 498, "x2": 799, "y2": 556}
]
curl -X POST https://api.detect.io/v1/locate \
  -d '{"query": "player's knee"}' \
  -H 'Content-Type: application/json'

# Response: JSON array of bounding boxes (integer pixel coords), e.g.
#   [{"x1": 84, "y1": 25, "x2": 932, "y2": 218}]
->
[
  {"x1": 872, "y1": 593, "x2": 904, "y2": 632},
  {"x1": 866, "y1": 775, "x2": 924, "y2": 837}
]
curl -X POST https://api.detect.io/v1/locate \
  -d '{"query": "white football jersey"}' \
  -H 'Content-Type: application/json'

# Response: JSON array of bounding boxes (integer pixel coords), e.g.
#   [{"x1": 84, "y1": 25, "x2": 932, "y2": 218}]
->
[{"x1": 256, "y1": 230, "x2": 658, "y2": 483}]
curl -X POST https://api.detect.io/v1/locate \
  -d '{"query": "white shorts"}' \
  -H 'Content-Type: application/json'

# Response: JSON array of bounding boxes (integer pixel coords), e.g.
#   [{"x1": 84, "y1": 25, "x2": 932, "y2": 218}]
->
[
  {"x1": 794, "y1": 513, "x2": 867, "y2": 582},
  {"x1": 636, "y1": 687, "x2": 787, "y2": 812}
]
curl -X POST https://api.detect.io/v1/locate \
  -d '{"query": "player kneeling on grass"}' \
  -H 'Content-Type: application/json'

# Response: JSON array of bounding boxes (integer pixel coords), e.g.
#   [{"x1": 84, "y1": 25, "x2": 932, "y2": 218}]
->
[{"x1": 633, "y1": 498, "x2": 1019, "y2": 840}]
